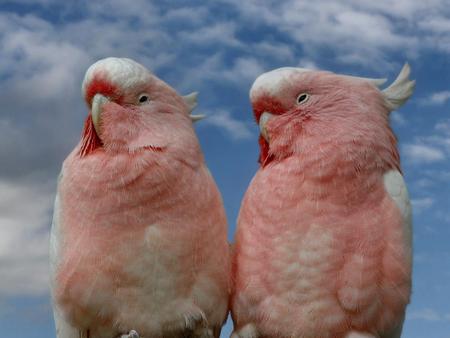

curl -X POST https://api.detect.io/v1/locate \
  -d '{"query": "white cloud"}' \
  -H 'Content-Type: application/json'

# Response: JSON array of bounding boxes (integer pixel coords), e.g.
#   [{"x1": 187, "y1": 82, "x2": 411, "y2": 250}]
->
[
  {"x1": 86, "y1": 0, "x2": 158, "y2": 19},
  {"x1": 224, "y1": 57, "x2": 266, "y2": 84},
  {"x1": 296, "y1": 58, "x2": 319, "y2": 70},
  {"x1": 419, "y1": 169, "x2": 450, "y2": 189},
  {"x1": 413, "y1": 178, "x2": 434, "y2": 188},
  {"x1": 407, "y1": 308, "x2": 450, "y2": 322},
  {"x1": 420, "y1": 119, "x2": 450, "y2": 155},
  {"x1": 251, "y1": 41, "x2": 296, "y2": 62},
  {"x1": 419, "y1": 16, "x2": 450, "y2": 34},
  {"x1": 402, "y1": 144, "x2": 445, "y2": 163},
  {"x1": 178, "y1": 54, "x2": 266, "y2": 92},
  {"x1": 435, "y1": 119, "x2": 450, "y2": 134},
  {"x1": 0, "y1": 179, "x2": 55, "y2": 296},
  {"x1": 163, "y1": 6, "x2": 209, "y2": 25},
  {"x1": 0, "y1": 13, "x2": 90, "y2": 99},
  {"x1": 224, "y1": 0, "x2": 450, "y2": 67},
  {"x1": 408, "y1": 308, "x2": 441, "y2": 321},
  {"x1": 390, "y1": 111, "x2": 407, "y2": 126},
  {"x1": 203, "y1": 110, "x2": 254, "y2": 140},
  {"x1": 178, "y1": 22, "x2": 241, "y2": 47},
  {"x1": 402, "y1": 118, "x2": 450, "y2": 164},
  {"x1": 422, "y1": 90, "x2": 450, "y2": 105},
  {"x1": 224, "y1": 0, "x2": 416, "y2": 67},
  {"x1": 411, "y1": 197, "x2": 434, "y2": 213}
]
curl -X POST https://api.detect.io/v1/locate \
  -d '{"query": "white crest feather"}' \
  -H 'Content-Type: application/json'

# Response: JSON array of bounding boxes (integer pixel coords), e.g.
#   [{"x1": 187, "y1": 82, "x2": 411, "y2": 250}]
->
[
  {"x1": 250, "y1": 67, "x2": 311, "y2": 98},
  {"x1": 183, "y1": 91, "x2": 198, "y2": 113},
  {"x1": 189, "y1": 114, "x2": 205, "y2": 122},
  {"x1": 383, "y1": 170, "x2": 412, "y2": 248},
  {"x1": 82, "y1": 57, "x2": 152, "y2": 100},
  {"x1": 382, "y1": 63, "x2": 415, "y2": 111}
]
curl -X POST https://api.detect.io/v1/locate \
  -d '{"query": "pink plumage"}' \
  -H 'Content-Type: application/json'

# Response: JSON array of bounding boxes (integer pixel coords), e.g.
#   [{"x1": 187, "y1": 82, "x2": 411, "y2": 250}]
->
[
  {"x1": 50, "y1": 57, "x2": 230, "y2": 338},
  {"x1": 231, "y1": 66, "x2": 415, "y2": 338}
]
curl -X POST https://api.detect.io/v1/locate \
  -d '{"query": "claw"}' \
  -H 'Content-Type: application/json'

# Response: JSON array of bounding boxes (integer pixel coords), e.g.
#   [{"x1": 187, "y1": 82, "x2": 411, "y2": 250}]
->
[
  {"x1": 184, "y1": 310, "x2": 207, "y2": 330},
  {"x1": 120, "y1": 330, "x2": 139, "y2": 338}
]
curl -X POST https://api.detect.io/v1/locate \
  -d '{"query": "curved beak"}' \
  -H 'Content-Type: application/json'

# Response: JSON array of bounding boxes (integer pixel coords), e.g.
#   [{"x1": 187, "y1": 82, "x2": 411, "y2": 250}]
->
[
  {"x1": 91, "y1": 94, "x2": 110, "y2": 136},
  {"x1": 259, "y1": 112, "x2": 274, "y2": 142}
]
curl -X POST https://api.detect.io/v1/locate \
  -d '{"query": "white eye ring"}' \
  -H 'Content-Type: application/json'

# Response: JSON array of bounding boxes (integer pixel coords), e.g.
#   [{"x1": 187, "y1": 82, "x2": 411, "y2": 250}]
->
[
  {"x1": 138, "y1": 93, "x2": 150, "y2": 104},
  {"x1": 296, "y1": 93, "x2": 310, "y2": 104}
]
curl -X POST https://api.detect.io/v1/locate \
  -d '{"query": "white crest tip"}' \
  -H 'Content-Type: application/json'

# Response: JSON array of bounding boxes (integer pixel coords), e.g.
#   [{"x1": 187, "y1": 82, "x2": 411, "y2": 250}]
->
[
  {"x1": 190, "y1": 114, "x2": 205, "y2": 122},
  {"x1": 382, "y1": 63, "x2": 415, "y2": 111},
  {"x1": 183, "y1": 92, "x2": 199, "y2": 113}
]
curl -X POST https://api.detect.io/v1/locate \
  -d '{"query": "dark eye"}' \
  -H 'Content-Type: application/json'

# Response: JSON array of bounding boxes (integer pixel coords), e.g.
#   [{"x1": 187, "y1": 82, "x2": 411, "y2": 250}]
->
[
  {"x1": 138, "y1": 94, "x2": 149, "y2": 104},
  {"x1": 297, "y1": 93, "x2": 310, "y2": 104}
]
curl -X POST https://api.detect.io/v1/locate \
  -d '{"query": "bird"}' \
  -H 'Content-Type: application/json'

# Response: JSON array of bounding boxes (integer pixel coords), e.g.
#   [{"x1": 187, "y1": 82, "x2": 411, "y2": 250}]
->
[
  {"x1": 49, "y1": 57, "x2": 230, "y2": 338},
  {"x1": 231, "y1": 64, "x2": 415, "y2": 338}
]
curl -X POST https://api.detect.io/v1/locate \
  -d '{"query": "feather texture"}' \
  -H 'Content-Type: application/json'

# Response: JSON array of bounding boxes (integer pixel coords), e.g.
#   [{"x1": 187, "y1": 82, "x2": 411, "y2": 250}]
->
[
  {"x1": 50, "y1": 57, "x2": 230, "y2": 338},
  {"x1": 232, "y1": 65, "x2": 414, "y2": 338}
]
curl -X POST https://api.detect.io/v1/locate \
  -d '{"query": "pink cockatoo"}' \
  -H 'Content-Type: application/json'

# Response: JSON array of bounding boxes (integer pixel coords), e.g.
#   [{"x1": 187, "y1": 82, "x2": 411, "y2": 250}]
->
[
  {"x1": 50, "y1": 57, "x2": 230, "y2": 338},
  {"x1": 231, "y1": 64, "x2": 415, "y2": 338}
]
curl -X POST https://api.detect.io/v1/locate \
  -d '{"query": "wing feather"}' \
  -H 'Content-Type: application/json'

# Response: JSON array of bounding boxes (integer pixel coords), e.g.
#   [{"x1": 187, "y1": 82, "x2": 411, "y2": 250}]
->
[
  {"x1": 383, "y1": 170, "x2": 412, "y2": 248},
  {"x1": 50, "y1": 171, "x2": 81, "y2": 338}
]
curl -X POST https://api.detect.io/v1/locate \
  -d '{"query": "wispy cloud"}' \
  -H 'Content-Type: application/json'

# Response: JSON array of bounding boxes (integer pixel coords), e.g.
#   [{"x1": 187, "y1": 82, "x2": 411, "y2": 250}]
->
[
  {"x1": 402, "y1": 144, "x2": 445, "y2": 163},
  {"x1": 390, "y1": 111, "x2": 407, "y2": 126},
  {"x1": 435, "y1": 119, "x2": 450, "y2": 134},
  {"x1": 402, "y1": 117, "x2": 450, "y2": 163},
  {"x1": 203, "y1": 110, "x2": 254, "y2": 141},
  {"x1": 407, "y1": 308, "x2": 450, "y2": 322},
  {"x1": 0, "y1": 179, "x2": 54, "y2": 296},
  {"x1": 420, "y1": 90, "x2": 450, "y2": 105},
  {"x1": 0, "y1": 3, "x2": 448, "y2": 333},
  {"x1": 411, "y1": 197, "x2": 434, "y2": 213},
  {"x1": 224, "y1": 57, "x2": 266, "y2": 84},
  {"x1": 223, "y1": 0, "x2": 450, "y2": 68}
]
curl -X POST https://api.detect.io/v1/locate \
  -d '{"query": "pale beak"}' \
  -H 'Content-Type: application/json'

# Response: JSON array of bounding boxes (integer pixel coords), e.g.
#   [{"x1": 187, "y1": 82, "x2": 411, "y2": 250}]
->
[
  {"x1": 91, "y1": 94, "x2": 109, "y2": 136},
  {"x1": 259, "y1": 111, "x2": 274, "y2": 142}
]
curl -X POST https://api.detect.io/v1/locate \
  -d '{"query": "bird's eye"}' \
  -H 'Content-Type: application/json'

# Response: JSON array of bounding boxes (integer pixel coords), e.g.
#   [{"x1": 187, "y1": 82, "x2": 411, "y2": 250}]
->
[
  {"x1": 297, "y1": 93, "x2": 310, "y2": 104},
  {"x1": 138, "y1": 94, "x2": 149, "y2": 104}
]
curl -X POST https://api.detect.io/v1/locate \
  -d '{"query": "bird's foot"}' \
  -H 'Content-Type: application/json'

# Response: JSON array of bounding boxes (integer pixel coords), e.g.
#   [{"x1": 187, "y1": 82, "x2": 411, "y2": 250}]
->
[
  {"x1": 231, "y1": 323, "x2": 258, "y2": 338},
  {"x1": 183, "y1": 309, "x2": 207, "y2": 331},
  {"x1": 162, "y1": 302, "x2": 208, "y2": 336},
  {"x1": 119, "y1": 330, "x2": 139, "y2": 338}
]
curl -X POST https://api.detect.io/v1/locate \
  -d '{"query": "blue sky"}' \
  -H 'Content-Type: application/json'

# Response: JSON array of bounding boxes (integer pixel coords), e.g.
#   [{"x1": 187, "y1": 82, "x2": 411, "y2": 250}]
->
[{"x1": 0, "y1": 1, "x2": 449, "y2": 337}]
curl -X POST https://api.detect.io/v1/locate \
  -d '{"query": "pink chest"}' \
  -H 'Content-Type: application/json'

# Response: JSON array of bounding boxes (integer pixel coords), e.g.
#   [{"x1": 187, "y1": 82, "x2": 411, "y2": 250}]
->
[
  {"x1": 53, "y1": 151, "x2": 203, "y2": 325},
  {"x1": 234, "y1": 159, "x2": 411, "y2": 331}
]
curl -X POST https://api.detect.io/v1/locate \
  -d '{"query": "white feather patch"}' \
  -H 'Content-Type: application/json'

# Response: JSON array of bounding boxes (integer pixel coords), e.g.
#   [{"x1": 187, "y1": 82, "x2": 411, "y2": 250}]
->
[
  {"x1": 49, "y1": 171, "x2": 63, "y2": 290},
  {"x1": 383, "y1": 170, "x2": 412, "y2": 247},
  {"x1": 82, "y1": 57, "x2": 152, "y2": 98},
  {"x1": 250, "y1": 67, "x2": 311, "y2": 98},
  {"x1": 382, "y1": 63, "x2": 415, "y2": 111},
  {"x1": 50, "y1": 172, "x2": 81, "y2": 338}
]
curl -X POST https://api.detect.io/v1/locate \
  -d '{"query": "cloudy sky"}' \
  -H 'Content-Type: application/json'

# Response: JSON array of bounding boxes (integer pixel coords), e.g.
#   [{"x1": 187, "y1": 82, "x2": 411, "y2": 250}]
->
[{"x1": 0, "y1": 1, "x2": 449, "y2": 337}]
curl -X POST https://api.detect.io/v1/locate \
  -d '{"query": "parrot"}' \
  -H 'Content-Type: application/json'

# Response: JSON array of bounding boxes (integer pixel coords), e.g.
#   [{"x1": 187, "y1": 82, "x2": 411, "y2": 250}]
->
[
  {"x1": 49, "y1": 57, "x2": 230, "y2": 338},
  {"x1": 231, "y1": 64, "x2": 415, "y2": 338}
]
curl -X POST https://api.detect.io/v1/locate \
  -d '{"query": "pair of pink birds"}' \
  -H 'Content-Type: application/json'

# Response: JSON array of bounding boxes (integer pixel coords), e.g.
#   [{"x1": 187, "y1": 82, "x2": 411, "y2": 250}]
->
[{"x1": 50, "y1": 57, "x2": 414, "y2": 338}]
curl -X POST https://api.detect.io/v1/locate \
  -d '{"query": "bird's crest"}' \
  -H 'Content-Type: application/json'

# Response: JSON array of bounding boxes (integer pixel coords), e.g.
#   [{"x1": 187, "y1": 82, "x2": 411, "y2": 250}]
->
[{"x1": 381, "y1": 63, "x2": 415, "y2": 111}]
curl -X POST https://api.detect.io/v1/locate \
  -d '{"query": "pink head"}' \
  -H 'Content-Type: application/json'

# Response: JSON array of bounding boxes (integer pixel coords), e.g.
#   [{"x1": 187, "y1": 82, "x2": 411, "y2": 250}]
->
[
  {"x1": 78, "y1": 57, "x2": 203, "y2": 159},
  {"x1": 250, "y1": 64, "x2": 415, "y2": 169}
]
